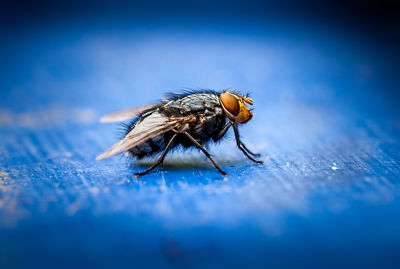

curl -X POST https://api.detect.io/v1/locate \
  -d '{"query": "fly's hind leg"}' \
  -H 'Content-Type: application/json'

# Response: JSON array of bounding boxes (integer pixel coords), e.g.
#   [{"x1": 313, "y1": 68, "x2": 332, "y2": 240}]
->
[
  {"x1": 183, "y1": 131, "x2": 227, "y2": 176},
  {"x1": 134, "y1": 133, "x2": 177, "y2": 177}
]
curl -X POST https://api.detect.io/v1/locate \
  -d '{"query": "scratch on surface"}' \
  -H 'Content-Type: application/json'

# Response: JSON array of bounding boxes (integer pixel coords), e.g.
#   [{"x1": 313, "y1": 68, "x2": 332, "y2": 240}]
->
[{"x1": 0, "y1": 107, "x2": 97, "y2": 127}]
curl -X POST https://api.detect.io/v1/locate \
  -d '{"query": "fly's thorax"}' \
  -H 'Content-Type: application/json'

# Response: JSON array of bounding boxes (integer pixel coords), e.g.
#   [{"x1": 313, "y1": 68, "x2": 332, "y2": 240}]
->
[
  {"x1": 219, "y1": 91, "x2": 253, "y2": 124},
  {"x1": 163, "y1": 92, "x2": 222, "y2": 116}
]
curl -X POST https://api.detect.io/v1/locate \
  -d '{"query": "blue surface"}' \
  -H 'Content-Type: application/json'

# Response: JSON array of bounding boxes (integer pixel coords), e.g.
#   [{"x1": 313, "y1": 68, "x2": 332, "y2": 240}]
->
[{"x1": 1, "y1": 11, "x2": 400, "y2": 268}]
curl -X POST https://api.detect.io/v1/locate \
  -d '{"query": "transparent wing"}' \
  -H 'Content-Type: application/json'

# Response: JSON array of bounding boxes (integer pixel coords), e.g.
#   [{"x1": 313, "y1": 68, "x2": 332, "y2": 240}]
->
[
  {"x1": 96, "y1": 112, "x2": 194, "y2": 160},
  {"x1": 100, "y1": 104, "x2": 157, "y2": 123}
]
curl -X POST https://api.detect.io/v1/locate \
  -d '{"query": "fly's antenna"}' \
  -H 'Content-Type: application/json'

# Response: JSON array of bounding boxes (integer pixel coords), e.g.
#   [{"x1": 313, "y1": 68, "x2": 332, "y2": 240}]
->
[{"x1": 242, "y1": 96, "x2": 254, "y2": 105}]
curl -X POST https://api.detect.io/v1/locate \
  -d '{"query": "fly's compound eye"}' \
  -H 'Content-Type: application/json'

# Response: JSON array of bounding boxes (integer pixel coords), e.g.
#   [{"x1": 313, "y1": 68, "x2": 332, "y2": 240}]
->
[{"x1": 220, "y1": 92, "x2": 240, "y2": 116}]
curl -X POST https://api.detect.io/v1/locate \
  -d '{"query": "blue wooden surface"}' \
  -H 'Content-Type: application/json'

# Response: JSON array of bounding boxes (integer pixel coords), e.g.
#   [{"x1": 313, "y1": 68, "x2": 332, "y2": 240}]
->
[{"x1": 1, "y1": 18, "x2": 400, "y2": 268}]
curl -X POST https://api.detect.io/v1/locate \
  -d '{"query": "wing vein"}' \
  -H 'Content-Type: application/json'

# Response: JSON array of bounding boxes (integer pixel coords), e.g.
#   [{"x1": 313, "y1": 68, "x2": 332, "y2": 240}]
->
[{"x1": 96, "y1": 113, "x2": 193, "y2": 160}]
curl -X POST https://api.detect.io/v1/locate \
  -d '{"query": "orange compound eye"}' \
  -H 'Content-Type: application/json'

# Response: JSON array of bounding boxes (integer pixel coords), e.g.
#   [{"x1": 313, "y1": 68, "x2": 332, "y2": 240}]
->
[{"x1": 220, "y1": 92, "x2": 240, "y2": 116}]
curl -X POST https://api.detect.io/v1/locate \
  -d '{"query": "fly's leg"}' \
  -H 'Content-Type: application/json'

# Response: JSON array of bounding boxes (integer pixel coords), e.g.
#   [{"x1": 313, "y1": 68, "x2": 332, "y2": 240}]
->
[
  {"x1": 216, "y1": 121, "x2": 260, "y2": 157},
  {"x1": 240, "y1": 142, "x2": 261, "y2": 157},
  {"x1": 134, "y1": 133, "x2": 177, "y2": 177},
  {"x1": 183, "y1": 131, "x2": 227, "y2": 176},
  {"x1": 214, "y1": 122, "x2": 260, "y2": 157},
  {"x1": 233, "y1": 124, "x2": 263, "y2": 165},
  {"x1": 213, "y1": 122, "x2": 232, "y2": 141}
]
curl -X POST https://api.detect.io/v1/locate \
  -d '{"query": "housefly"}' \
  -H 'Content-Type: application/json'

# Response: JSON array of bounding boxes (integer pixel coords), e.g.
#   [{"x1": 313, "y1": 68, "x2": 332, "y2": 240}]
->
[{"x1": 96, "y1": 90, "x2": 263, "y2": 177}]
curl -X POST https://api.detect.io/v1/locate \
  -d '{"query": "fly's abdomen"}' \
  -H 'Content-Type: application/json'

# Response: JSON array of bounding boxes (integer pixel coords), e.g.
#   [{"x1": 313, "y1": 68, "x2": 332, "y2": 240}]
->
[{"x1": 129, "y1": 134, "x2": 168, "y2": 159}]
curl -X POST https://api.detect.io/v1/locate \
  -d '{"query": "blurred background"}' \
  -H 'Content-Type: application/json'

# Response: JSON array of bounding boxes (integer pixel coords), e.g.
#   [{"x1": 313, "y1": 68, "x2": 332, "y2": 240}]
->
[{"x1": 0, "y1": 0, "x2": 399, "y2": 268}]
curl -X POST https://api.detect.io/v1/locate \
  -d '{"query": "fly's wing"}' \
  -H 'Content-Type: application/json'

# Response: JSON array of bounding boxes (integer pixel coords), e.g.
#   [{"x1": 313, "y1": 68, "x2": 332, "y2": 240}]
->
[
  {"x1": 96, "y1": 112, "x2": 194, "y2": 160},
  {"x1": 100, "y1": 104, "x2": 157, "y2": 123}
]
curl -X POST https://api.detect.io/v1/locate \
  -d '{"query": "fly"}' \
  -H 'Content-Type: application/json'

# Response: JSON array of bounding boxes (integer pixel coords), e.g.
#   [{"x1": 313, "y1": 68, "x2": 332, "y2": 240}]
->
[{"x1": 96, "y1": 90, "x2": 263, "y2": 177}]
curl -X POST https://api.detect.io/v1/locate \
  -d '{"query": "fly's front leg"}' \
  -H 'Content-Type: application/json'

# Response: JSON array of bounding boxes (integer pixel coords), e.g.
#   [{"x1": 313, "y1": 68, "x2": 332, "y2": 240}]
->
[
  {"x1": 134, "y1": 133, "x2": 177, "y2": 177},
  {"x1": 213, "y1": 122, "x2": 232, "y2": 141},
  {"x1": 240, "y1": 142, "x2": 261, "y2": 157},
  {"x1": 233, "y1": 124, "x2": 263, "y2": 165},
  {"x1": 213, "y1": 122, "x2": 260, "y2": 159},
  {"x1": 230, "y1": 121, "x2": 260, "y2": 157}
]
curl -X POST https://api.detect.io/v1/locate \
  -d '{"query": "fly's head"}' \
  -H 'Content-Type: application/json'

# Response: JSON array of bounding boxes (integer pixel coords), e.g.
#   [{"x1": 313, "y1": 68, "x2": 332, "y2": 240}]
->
[{"x1": 220, "y1": 91, "x2": 254, "y2": 124}]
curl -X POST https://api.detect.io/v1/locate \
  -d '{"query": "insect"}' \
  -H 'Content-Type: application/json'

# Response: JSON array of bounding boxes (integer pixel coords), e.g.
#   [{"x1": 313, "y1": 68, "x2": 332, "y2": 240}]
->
[{"x1": 96, "y1": 90, "x2": 263, "y2": 177}]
